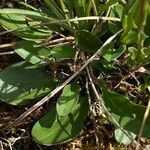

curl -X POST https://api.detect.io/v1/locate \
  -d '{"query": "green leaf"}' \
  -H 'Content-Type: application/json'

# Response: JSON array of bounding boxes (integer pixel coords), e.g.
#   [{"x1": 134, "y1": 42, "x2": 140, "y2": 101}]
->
[
  {"x1": 13, "y1": 0, "x2": 38, "y2": 11},
  {"x1": 111, "y1": 45, "x2": 126, "y2": 61},
  {"x1": 98, "y1": 0, "x2": 118, "y2": 15},
  {"x1": 99, "y1": 59, "x2": 117, "y2": 72},
  {"x1": 56, "y1": 82, "x2": 80, "y2": 116},
  {"x1": 108, "y1": 21, "x2": 122, "y2": 34},
  {"x1": 15, "y1": 40, "x2": 52, "y2": 64},
  {"x1": 138, "y1": 75, "x2": 150, "y2": 92},
  {"x1": 138, "y1": 48, "x2": 150, "y2": 65},
  {"x1": 0, "y1": 14, "x2": 51, "y2": 41},
  {"x1": 75, "y1": 30, "x2": 102, "y2": 53},
  {"x1": 114, "y1": 128, "x2": 136, "y2": 145},
  {"x1": 0, "y1": 8, "x2": 53, "y2": 25},
  {"x1": 110, "y1": 3, "x2": 123, "y2": 19},
  {"x1": 121, "y1": 1, "x2": 149, "y2": 45},
  {"x1": 128, "y1": 47, "x2": 137, "y2": 60},
  {"x1": 44, "y1": 0, "x2": 64, "y2": 19},
  {"x1": 85, "y1": 1, "x2": 92, "y2": 16},
  {"x1": 0, "y1": 62, "x2": 56, "y2": 105},
  {"x1": 51, "y1": 45, "x2": 76, "y2": 59},
  {"x1": 44, "y1": 0, "x2": 74, "y2": 32},
  {"x1": 144, "y1": 13, "x2": 150, "y2": 36},
  {"x1": 108, "y1": 3, "x2": 123, "y2": 33},
  {"x1": 102, "y1": 45, "x2": 126, "y2": 62},
  {"x1": 102, "y1": 87, "x2": 150, "y2": 138},
  {"x1": 75, "y1": 0, "x2": 86, "y2": 17},
  {"x1": 127, "y1": 47, "x2": 138, "y2": 66},
  {"x1": 32, "y1": 97, "x2": 89, "y2": 146},
  {"x1": 0, "y1": 8, "x2": 45, "y2": 18},
  {"x1": 64, "y1": 0, "x2": 74, "y2": 18},
  {"x1": 121, "y1": 30, "x2": 138, "y2": 45},
  {"x1": 102, "y1": 43, "x2": 114, "y2": 62},
  {"x1": 122, "y1": 2, "x2": 138, "y2": 30}
]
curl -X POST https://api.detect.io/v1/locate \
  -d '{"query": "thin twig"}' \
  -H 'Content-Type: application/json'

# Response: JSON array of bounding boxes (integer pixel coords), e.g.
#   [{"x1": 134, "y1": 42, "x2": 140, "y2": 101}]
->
[
  {"x1": 0, "y1": 42, "x2": 16, "y2": 49},
  {"x1": 1, "y1": 138, "x2": 12, "y2": 150},
  {"x1": 85, "y1": 78, "x2": 100, "y2": 150},
  {"x1": 35, "y1": 36, "x2": 74, "y2": 47},
  {"x1": 47, "y1": 41, "x2": 73, "y2": 48},
  {"x1": 59, "y1": 0, "x2": 71, "y2": 25},
  {"x1": 92, "y1": 4, "x2": 111, "y2": 35},
  {"x1": 136, "y1": 98, "x2": 150, "y2": 150},
  {"x1": 114, "y1": 70, "x2": 140, "y2": 89},
  {"x1": 70, "y1": 16, "x2": 121, "y2": 23},
  {"x1": 0, "y1": 140, "x2": 4, "y2": 150},
  {"x1": 0, "y1": 16, "x2": 121, "y2": 36},
  {"x1": 91, "y1": 0, "x2": 98, "y2": 15},
  {"x1": 73, "y1": 49, "x2": 80, "y2": 72},
  {"x1": 39, "y1": 31, "x2": 66, "y2": 45},
  {"x1": 137, "y1": 67, "x2": 150, "y2": 75},
  {"x1": 5, "y1": 30, "x2": 123, "y2": 131},
  {"x1": 0, "y1": 51, "x2": 16, "y2": 56}
]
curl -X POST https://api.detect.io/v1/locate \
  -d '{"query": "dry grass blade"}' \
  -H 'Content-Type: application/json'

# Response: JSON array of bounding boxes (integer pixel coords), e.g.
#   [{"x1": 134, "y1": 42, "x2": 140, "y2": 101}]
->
[
  {"x1": 0, "y1": 140, "x2": 4, "y2": 150},
  {"x1": 0, "y1": 16, "x2": 121, "y2": 36},
  {"x1": 136, "y1": 98, "x2": 150, "y2": 150},
  {"x1": 5, "y1": 30, "x2": 123, "y2": 131},
  {"x1": 0, "y1": 51, "x2": 15, "y2": 56},
  {"x1": 91, "y1": 0, "x2": 98, "y2": 15},
  {"x1": 85, "y1": 77, "x2": 99, "y2": 150},
  {"x1": 0, "y1": 42, "x2": 16, "y2": 49},
  {"x1": 35, "y1": 36, "x2": 74, "y2": 47}
]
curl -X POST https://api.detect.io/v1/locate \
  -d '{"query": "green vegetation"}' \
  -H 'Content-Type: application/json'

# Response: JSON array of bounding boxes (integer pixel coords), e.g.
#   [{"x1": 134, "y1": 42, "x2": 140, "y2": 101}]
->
[{"x1": 0, "y1": 0, "x2": 150, "y2": 148}]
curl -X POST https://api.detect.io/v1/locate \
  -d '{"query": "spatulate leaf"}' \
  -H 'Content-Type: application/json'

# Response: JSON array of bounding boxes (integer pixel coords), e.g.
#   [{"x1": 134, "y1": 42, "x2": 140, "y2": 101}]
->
[
  {"x1": 0, "y1": 14, "x2": 51, "y2": 41},
  {"x1": 32, "y1": 97, "x2": 89, "y2": 146},
  {"x1": 0, "y1": 61, "x2": 56, "y2": 105}
]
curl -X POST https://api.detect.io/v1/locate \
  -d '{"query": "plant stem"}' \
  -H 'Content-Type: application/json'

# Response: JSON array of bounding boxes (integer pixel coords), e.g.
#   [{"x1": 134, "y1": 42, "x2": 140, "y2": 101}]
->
[
  {"x1": 136, "y1": 98, "x2": 150, "y2": 150},
  {"x1": 0, "y1": 16, "x2": 121, "y2": 36},
  {"x1": 59, "y1": 0, "x2": 71, "y2": 25},
  {"x1": 0, "y1": 51, "x2": 15, "y2": 56},
  {"x1": 0, "y1": 42, "x2": 16, "y2": 49},
  {"x1": 91, "y1": 0, "x2": 98, "y2": 16},
  {"x1": 136, "y1": 0, "x2": 149, "y2": 60},
  {"x1": 85, "y1": 0, "x2": 92, "y2": 16},
  {"x1": 85, "y1": 78, "x2": 100, "y2": 150}
]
